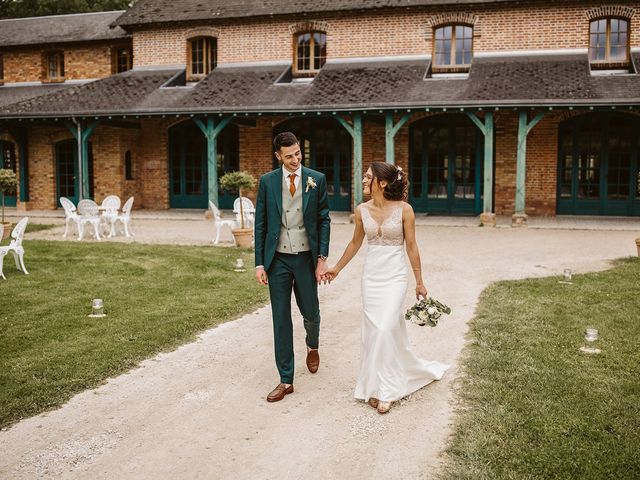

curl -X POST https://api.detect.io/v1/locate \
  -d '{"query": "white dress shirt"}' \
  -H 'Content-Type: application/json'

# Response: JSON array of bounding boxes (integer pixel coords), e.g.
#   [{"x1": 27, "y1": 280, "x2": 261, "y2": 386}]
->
[{"x1": 282, "y1": 165, "x2": 302, "y2": 190}]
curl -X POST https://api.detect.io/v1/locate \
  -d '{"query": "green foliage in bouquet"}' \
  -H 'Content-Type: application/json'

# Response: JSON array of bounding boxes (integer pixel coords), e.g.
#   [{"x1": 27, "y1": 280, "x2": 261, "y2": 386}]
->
[{"x1": 405, "y1": 297, "x2": 452, "y2": 327}]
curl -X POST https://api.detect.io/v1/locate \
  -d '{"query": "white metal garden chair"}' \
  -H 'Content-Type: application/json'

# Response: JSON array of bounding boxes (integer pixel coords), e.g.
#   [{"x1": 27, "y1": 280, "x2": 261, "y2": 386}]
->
[
  {"x1": 113, "y1": 196, "x2": 134, "y2": 238},
  {"x1": 0, "y1": 217, "x2": 29, "y2": 280},
  {"x1": 209, "y1": 200, "x2": 235, "y2": 245},
  {"x1": 76, "y1": 199, "x2": 102, "y2": 241},
  {"x1": 59, "y1": 196, "x2": 82, "y2": 239},
  {"x1": 233, "y1": 197, "x2": 255, "y2": 228},
  {"x1": 100, "y1": 195, "x2": 121, "y2": 238}
]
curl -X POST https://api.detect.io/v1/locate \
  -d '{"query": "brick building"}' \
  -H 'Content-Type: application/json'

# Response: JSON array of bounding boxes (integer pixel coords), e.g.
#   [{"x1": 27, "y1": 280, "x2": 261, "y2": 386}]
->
[{"x1": 1, "y1": 0, "x2": 639, "y2": 221}]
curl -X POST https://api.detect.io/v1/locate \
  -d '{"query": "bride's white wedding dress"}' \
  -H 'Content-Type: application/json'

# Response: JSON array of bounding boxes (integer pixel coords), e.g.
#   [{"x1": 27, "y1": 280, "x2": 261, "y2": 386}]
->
[{"x1": 354, "y1": 204, "x2": 449, "y2": 403}]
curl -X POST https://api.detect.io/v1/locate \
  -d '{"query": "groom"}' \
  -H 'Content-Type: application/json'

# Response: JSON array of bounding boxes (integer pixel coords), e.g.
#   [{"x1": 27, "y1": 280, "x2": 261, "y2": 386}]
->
[{"x1": 254, "y1": 131, "x2": 331, "y2": 402}]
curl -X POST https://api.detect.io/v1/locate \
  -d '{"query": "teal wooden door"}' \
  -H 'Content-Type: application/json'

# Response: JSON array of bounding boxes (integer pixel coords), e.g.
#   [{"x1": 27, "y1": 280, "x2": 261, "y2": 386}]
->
[
  {"x1": 409, "y1": 115, "x2": 482, "y2": 215},
  {"x1": 273, "y1": 118, "x2": 352, "y2": 211},
  {"x1": 169, "y1": 122, "x2": 207, "y2": 208},
  {"x1": 169, "y1": 122, "x2": 239, "y2": 209},
  {"x1": 1, "y1": 141, "x2": 17, "y2": 207},
  {"x1": 558, "y1": 114, "x2": 640, "y2": 216},
  {"x1": 55, "y1": 140, "x2": 94, "y2": 206}
]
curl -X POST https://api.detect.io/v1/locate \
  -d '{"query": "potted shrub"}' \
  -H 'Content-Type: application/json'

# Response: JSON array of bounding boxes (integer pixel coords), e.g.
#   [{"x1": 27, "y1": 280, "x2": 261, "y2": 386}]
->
[
  {"x1": 0, "y1": 169, "x2": 17, "y2": 240},
  {"x1": 219, "y1": 171, "x2": 257, "y2": 248}
]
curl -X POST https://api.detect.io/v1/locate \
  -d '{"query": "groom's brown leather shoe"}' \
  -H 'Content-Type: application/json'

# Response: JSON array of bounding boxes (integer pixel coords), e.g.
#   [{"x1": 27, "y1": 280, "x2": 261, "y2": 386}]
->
[
  {"x1": 306, "y1": 349, "x2": 320, "y2": 373},
  {"x1": 266, "y1": 384, "x2": 293, "y2": 402}
]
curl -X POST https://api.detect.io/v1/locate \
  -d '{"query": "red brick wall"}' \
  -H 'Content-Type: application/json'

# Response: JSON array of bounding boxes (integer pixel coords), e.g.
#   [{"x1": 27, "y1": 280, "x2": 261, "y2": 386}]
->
[
  {"x1": 90, "y1": 126, "x2": 141, "y2": 206},
  {"x1": 132, "y1": 1, "x2": 640, "y2": 67},
  {"x1": 23, "y1": 127, "x2": 67, "y2": 210},
  {"x1": 16, "y1": 125, "x2": 142, "y2": 210},
  {"x1": 525, "y1": 114, "x2": 561, "y2": 216},
  {"x1": 494, "y1": 111, "x2": 518, "y2": 215},
  {"x1": 138, "y1": 118, "x2": 170, "y2": 209},
  {"x1": 2, "y1": 42, "x2": 129, "y2": 83}
]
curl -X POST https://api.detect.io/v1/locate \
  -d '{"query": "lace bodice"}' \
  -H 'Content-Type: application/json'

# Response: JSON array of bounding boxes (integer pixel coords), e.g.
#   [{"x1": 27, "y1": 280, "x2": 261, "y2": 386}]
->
[{"x1": 361, "y1": 205, "x2": 404, "y2": 246}]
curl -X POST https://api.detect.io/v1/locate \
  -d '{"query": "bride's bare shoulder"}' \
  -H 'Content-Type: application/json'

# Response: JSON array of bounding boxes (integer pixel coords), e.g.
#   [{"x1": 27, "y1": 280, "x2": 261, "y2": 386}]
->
[{"x1": 401, "y1": 201, "x2": 415, "y2": 218}]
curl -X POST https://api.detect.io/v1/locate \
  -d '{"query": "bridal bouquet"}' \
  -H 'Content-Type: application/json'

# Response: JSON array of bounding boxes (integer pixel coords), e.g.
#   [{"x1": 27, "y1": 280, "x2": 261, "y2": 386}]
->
[{"x1": 405, "y1": 298, "x2": 451, "y2": 327}]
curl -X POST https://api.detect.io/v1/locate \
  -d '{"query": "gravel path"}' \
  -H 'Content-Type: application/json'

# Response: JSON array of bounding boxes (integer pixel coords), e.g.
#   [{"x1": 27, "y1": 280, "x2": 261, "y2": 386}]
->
[{"x1": 1, "y1": 218, "x2": 638, "y2": 479}]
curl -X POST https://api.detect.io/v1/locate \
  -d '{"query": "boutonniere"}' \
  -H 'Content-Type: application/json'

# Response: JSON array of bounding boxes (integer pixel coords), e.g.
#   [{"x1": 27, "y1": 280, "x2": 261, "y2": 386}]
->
[{"x1": 305, "y1": 176, "x2": 317, "y2": 192}]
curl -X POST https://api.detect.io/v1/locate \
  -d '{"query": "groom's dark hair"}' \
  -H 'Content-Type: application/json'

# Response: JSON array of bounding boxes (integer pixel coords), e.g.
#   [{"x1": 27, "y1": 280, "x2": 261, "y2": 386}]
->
[{"x1": 273, "y1": 132, "x2": 299, "y2": 152}]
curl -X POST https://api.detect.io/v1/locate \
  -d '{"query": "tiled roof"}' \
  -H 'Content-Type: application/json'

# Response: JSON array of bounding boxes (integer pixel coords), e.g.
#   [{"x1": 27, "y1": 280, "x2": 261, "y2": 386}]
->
[
  {"x1": 2, "y1": 53, "x2": 640, "y2": 118},
  {"x1": 0, "y1": 84, "x2": 75, "y2": 108},
  {"x1": 0, "y1": 11, "x2": 129, "y2": 47},
  {"x1": 0, "y1": 69, "x2": 180, "y2": 116},
  {"x1": 114, "y1": 0, "x2": 516, "y2": 27}
]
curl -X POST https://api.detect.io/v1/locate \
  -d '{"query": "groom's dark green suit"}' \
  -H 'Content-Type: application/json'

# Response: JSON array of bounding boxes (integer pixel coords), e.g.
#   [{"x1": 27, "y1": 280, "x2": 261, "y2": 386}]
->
[{"x1": 254, "y1": 166, "x2": 331, "y2": 384}]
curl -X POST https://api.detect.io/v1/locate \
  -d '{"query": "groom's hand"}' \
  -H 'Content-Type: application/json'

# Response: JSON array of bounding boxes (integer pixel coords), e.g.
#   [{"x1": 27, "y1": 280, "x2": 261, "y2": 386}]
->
[
  {"x1": 256, "y1": 267, "x2": 268, "y2": 285},
  {"x1": 316, "y1": 258, "x2": 329, "y2": 285}
]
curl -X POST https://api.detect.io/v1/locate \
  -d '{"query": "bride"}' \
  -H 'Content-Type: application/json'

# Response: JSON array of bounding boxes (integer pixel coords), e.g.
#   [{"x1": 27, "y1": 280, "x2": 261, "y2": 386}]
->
[{"x1": 326, "y1": 162, "x2": 449, "y2": 414}]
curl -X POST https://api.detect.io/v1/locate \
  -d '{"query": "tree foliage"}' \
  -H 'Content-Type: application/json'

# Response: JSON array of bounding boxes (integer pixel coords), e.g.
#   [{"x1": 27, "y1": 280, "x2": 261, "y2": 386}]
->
[{"x1": 0, "y1": 0, "x2": 133, "y2": 19}]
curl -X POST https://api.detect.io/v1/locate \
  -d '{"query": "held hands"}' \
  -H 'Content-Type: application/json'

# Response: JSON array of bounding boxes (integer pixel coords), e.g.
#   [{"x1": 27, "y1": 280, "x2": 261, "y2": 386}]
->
[
  {"x1": 315, "y1": 258, "x2": 331, "y2": 285},
  {"x1": 323, "y1": 266, "x2": 338, "y2": 283},
  {"x1": 315, "y1": 258, "x2": 338, "y2": 284},
  {"x1": 416, "y1": 284, "x2": 428, "y2": 300}
]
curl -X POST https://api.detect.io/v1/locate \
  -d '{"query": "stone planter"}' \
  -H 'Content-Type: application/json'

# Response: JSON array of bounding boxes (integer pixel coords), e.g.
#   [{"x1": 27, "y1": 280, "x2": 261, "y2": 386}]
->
[
  {"x1": 1, "y1": 221, "x2": 11, "y2": 240},
  {"x1": 232, "y1": 228, "x2": 253, "y2": 248}
]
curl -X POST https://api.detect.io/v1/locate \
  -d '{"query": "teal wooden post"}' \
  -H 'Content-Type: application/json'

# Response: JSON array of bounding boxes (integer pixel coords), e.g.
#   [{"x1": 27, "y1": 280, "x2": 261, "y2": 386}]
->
[
  {"x1": 516, "y1": 111, "x2": 545, "y2": 216},
  {"x1": 81, "y1": 122, "x2": 99, "y2": 199},
  {"x1": 65, "y1": 120, "x2": 99, "y2": 200},
  {"x1": 353, "y1": 114, "x2": 363, "y2": 206},
  {"x1": 193, "y1": 116, "x2": 233, "y2": 207},
  {"x1": 385, "y1": 112, "x2": 412, "y2": 164},
  {"x1": 466, "y1": 111, "x2": 495, "y2": 216},
  {"x1": 335, "y1": 113, "x2": 364, "y2": 209}
]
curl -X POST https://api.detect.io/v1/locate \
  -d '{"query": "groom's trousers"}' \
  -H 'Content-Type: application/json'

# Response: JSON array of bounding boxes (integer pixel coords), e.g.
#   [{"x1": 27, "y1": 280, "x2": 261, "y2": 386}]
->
[{"x1": 267, "y1": 251, "x2": 320, "y2": 384}]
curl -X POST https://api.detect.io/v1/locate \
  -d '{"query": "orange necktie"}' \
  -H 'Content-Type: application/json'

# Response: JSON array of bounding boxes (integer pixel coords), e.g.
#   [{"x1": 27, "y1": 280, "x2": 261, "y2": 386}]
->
[{"x1": 288, "y1": 174, "x2": 296, "y2": 197}]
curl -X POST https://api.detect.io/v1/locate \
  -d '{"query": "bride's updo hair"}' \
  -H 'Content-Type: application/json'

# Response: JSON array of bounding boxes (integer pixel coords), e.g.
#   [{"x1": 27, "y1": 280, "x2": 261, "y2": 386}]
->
[{"x1": 370, "y1": 162, "x2": 408, "y2": 201}]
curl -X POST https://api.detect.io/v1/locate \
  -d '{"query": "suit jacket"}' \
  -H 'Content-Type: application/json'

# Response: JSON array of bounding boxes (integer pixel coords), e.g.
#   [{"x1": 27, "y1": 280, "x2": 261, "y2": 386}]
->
[{"x1": 254, "y1": 166, "x2": 331, "y2": 271}]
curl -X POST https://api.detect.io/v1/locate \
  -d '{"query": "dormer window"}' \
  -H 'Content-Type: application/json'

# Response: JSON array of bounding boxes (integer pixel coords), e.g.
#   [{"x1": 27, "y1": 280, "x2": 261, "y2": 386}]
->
[
  {"x1": 45, "y1": 51, "x2": 65, "y2": 82},
  {"x1": 188, "y1": 37, "x2": 216, "y2": 81},
  {"x1": 112, "y1": 46, "x2": 133, "y2": 74},
  {"x1": 433, "y1": 25, "x2": 473, "y2": 72},
  {"x1": 294, "y1": 31, "x2": 326, "y2": 77},
  {"x1": 589, "y1": 18, "x2": 629, "y2": 68}
]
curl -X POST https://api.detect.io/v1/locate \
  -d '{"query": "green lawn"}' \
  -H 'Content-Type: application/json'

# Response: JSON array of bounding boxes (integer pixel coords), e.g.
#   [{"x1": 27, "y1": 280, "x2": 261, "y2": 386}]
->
[
  {"x1": 441, "y1": 257, "x2": 640, "y2": 480},
  {"x1": 0, "y1": 240, "x2": 268, "y2": 428}
]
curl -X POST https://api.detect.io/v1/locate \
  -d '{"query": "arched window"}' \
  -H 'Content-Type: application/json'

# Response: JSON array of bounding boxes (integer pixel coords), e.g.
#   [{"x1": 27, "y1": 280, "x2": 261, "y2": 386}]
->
[
  {"x1": 589, "y1": 18, "x2": 629, "y2": 66},
  {"x1": 294, "y1": 31, "x2": 326, "y2": 77},
  {"x1": 433, "y1": 25, "x2": 473, "y2": 72},
  {"x1": 188, "y1": 37, "x2": 217, "y2": 81}
]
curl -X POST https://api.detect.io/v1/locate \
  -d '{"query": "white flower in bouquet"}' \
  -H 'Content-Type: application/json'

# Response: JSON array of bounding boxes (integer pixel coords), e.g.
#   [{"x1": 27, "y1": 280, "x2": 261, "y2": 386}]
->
[{"x1": 405, "y1": 298, "x2": 451, "y2": 327}]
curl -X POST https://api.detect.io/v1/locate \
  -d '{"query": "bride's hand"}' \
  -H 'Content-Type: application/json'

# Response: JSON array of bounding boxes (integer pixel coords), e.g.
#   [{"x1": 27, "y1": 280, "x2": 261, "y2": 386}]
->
[
  {"x1": 324, "y1": 266, "x2": 339, "y2": 282},
  {"x1": 416, "y1": 284, "x2": 428, "y2": 300}
]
